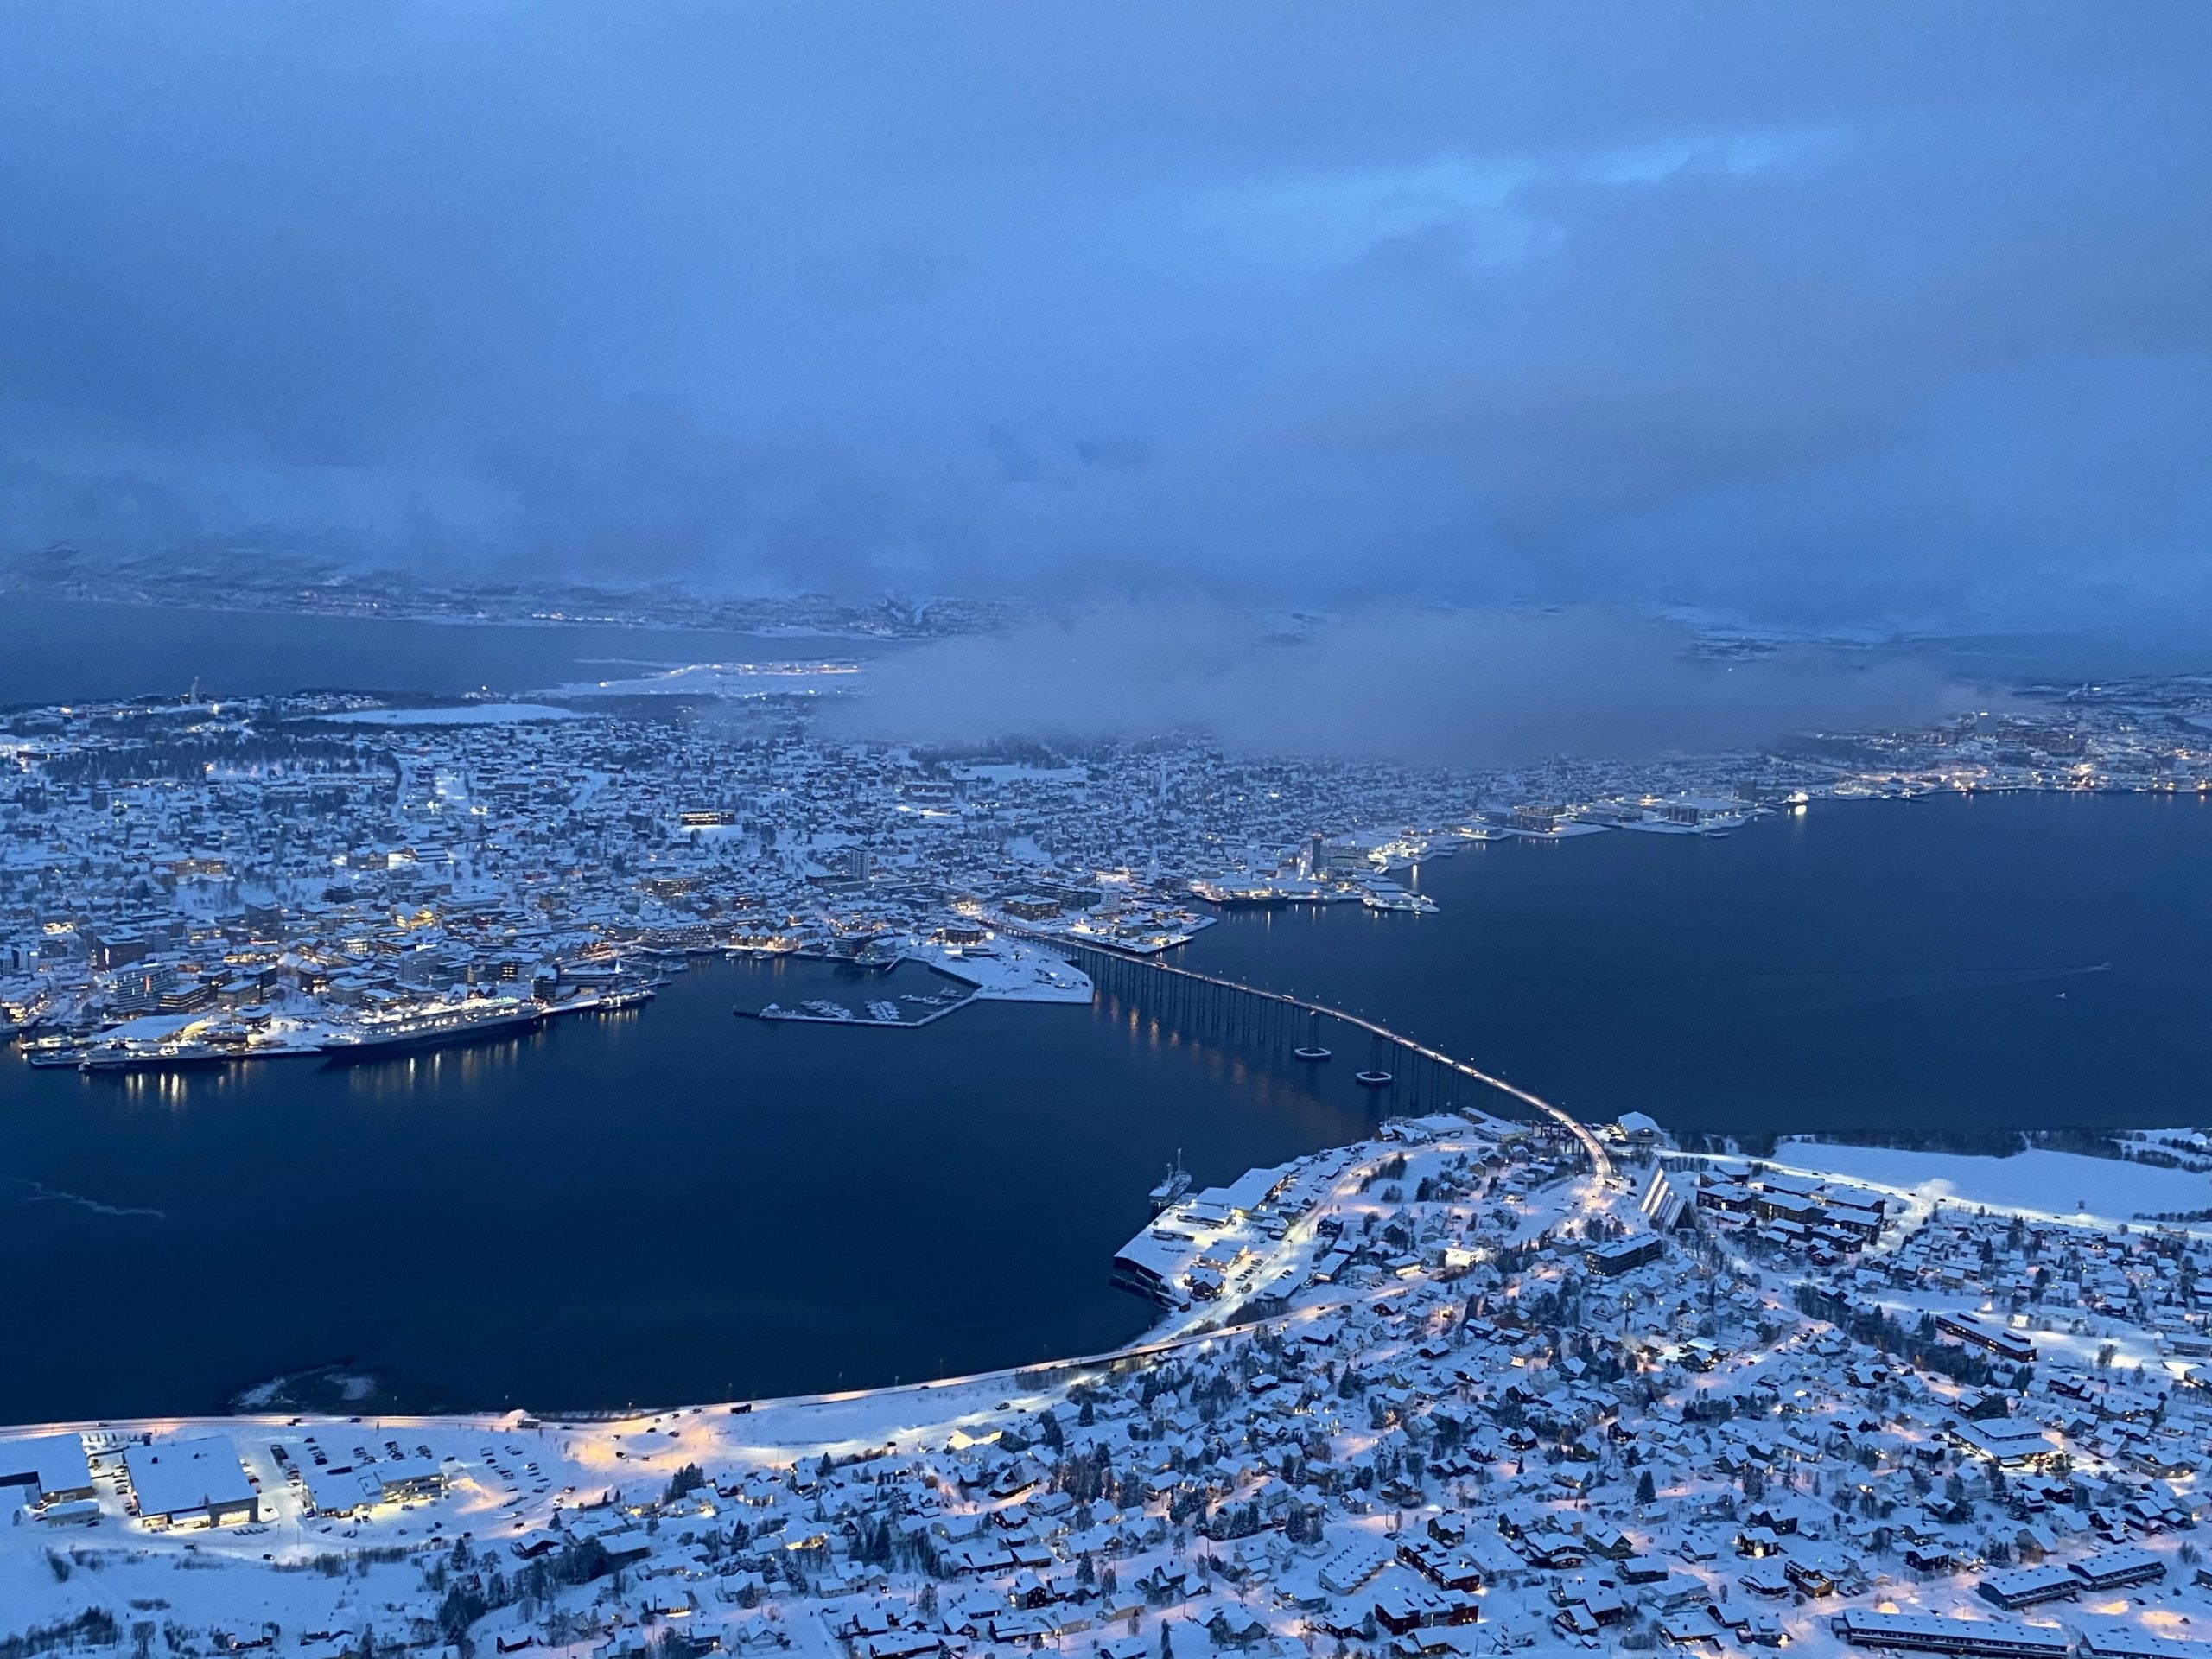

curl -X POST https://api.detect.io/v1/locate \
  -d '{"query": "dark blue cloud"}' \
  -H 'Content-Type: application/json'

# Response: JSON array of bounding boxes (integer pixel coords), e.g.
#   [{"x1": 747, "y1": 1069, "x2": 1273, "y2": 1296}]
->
[{"x1": 0, "y1": 3, "x2": 2206, "y2": 631}]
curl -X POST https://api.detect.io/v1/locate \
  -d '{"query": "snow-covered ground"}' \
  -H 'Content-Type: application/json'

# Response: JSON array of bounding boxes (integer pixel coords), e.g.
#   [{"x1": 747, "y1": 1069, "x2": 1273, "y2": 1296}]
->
[
  {"x1": 311, "y1": 702, "x2": 593, "y2": 726},
  {"x1": 0, "y1": 1120, "x2": 1595, "y2": 1649},
  {"x1": 12, "y1": 1106, "x2": 2212, "y2": 1659},
  {"x1": 1770, "y1": 1139, "x2": 2212, "y2": 1229},
  {"x1": 906, "y1": 939, "x2": 1094, "y2": 1003}
]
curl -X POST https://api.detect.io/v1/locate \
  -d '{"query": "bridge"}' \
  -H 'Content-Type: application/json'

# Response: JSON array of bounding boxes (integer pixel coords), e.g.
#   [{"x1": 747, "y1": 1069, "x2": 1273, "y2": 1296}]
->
[
  {"x1": 0, "y1": 943, "x2": 1622, "y2": 1455},
  {"x1": 1040, "y1": 936, "x2": 1614, "y2": 1185}
]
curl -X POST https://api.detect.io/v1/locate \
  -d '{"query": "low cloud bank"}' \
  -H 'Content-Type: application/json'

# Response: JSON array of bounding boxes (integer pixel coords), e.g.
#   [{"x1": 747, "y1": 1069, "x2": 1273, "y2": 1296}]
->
[{"x1": 829, "y1": 606, "x2": 1962, "y2": 768}]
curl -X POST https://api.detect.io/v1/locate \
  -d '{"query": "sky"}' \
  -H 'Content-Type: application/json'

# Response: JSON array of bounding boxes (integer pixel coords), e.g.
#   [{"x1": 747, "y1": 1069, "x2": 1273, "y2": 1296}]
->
[{"x1": 2, "y1": 3, "x2": 2209, "y2": 639}]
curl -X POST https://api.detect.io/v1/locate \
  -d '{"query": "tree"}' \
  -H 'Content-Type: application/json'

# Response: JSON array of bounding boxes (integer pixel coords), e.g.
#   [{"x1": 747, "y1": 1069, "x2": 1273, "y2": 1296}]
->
[
  {"x1": 1636, "y1": 1470, "x2": 1656, "y2": 1506},
  {"x1": 438, "y1": 1585, "x2": 489, "y2": 1648}
]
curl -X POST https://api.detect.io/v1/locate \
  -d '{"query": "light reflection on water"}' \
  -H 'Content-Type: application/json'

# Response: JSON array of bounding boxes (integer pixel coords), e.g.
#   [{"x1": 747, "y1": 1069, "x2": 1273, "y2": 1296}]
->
[
  {"x1": 10, "y1": 790, "x2": 2190, "y2": 1424},
  {"x1": 0, "y1": 954, "x2": 1379, "y2": 1424}
]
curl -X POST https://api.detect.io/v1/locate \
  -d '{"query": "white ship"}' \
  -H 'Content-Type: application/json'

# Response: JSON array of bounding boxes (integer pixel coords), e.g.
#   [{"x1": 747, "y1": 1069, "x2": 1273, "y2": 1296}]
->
[
  {"x1": 1358, "y1": 880, "x2": 1438, "y2": 914},
  {"x1": 1148, "y1": 1151, "x2": 1192, "y2": 1213}
]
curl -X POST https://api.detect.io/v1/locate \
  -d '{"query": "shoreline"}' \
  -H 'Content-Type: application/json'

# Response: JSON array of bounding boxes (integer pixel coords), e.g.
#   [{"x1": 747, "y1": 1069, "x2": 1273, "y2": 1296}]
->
[
  {"x1": 0, "y1": 1104, "x2": 1536, "y2": 1439},
  {"x1": 8, "y1": 949, "x2": 2212, "y2": 1654},
  {"x1": 0, "y1": 957, "x2": 1586, "y2": 1436}
]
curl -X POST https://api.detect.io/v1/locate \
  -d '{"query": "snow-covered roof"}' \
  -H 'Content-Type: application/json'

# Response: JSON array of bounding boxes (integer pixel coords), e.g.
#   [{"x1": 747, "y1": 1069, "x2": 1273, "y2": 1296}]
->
[
  {"x1": 124, "y1": 1435, "x2": 255, "y2": 1521},
  {"x1": 0, "y1": 1433, "x2": 91, "y2": 1500}
]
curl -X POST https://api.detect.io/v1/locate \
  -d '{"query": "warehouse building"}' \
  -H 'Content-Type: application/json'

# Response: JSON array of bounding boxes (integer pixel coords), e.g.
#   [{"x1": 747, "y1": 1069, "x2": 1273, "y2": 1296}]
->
[
  {"x1": 0, "y1": 1433, "x2": 94, "y2": 1508},
  {"x1": 122, "y1": 1435, "x2": 258, "y2": 1529}
]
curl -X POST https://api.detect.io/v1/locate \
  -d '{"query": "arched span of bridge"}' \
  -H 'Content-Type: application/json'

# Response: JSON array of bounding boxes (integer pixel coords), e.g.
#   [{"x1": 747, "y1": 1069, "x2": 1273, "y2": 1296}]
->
[{"x1": 1039, "y1": 936, "x2": 1614, "y2": 1185}]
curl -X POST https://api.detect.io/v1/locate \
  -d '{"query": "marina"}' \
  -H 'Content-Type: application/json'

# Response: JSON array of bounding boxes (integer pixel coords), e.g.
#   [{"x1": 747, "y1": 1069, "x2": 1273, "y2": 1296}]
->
[{"x1": 748, "y1": 991, "x2": 970, "y2": 1028}]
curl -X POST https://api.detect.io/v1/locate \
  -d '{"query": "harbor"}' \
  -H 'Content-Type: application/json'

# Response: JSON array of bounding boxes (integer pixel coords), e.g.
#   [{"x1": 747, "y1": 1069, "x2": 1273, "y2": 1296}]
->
[
  {"x1": 0, "y1": 950, "x2": 1377, "y2": 1426},
  {"x1": 8, "y1": 793, "x2": 2212, "y2": 1426},
  {"x1": 18, "y1": 979, "x2": 659, "y2": 1074}
]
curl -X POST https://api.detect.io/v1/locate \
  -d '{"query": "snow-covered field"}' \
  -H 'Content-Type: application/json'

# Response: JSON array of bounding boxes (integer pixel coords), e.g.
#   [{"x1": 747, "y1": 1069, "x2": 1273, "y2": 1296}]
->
[
  {"x1": 312, "y1": 702, "x2": 593, "y2": 726},
  {"x1": 1771, "y1": 1139, "x2": 2212, "y2": 1227},
  {"x1": 906, "y1": 940, "x2": 1094, "y2": 1003}
]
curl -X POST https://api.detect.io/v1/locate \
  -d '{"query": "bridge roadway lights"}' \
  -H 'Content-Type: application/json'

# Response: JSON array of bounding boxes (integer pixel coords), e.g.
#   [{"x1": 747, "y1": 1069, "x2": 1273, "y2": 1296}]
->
[{"x1": 1043, "y1": 937, "x2": 1611, "y2": 1183}]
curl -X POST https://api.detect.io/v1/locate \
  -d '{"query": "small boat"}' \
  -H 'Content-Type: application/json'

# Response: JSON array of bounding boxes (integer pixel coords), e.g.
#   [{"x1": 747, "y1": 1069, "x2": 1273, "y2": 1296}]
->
[
  {"x1": 1354, "y1": 1069, "x2": 1395, "y2": 1088},
  {"x1": 1293, "y1": 1046, "x2": 1332, "y2": 1062}
]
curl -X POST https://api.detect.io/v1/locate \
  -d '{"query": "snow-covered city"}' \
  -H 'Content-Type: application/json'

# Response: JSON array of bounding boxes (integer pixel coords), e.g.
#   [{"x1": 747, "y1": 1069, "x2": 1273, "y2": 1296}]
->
[
  {"x1": 8, "y1": 670, "x2": 2212, "y2": 1069},
  {"x1": 15, "y1": 667, "x2": 2212, "y2": 1651},
  {"x1": 15, "y1": 1094, "x2": 2212, "y2": 1659},
  {"x1": 5, "y1": 4, "x2": 2211, "y2": 1652}
]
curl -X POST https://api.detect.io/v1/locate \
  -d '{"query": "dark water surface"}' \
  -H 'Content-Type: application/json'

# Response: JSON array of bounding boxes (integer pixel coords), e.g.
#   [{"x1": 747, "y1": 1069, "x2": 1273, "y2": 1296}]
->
[
  {"x1": 1187, "y1": 791, "x2": 2212, "y2": 1138},
  {"x1": 8, "y1": 781, "x2": 2212, "y2": 1423},
  {"x1": 0, "y1": 957, "x2": 1375, "y2": 1425},
  {"x1": 0, "y1": 598, "x2": 899, "y2": 706}
]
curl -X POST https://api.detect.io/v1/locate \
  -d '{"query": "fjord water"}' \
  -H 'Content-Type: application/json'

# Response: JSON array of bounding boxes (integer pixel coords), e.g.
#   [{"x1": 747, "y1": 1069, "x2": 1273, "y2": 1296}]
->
[
  {"x1": 1188, "y1": 790, "x2": 2212, "y2": 1137},
  {"x1": 0, "y1": 598, "x2": 905, "y2": 706},
  {"x1": 6, "y1": 790, "x2": 2212, "y2": 1424},
  {"x1": 0, "y1": 957, "x2": 1376, "y2": 1425}
]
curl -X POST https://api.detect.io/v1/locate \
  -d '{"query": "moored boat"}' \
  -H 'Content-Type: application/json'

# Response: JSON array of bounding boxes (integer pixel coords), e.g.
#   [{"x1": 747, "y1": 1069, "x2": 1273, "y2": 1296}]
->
[{"x1": 320, "y1": 1001, "x2": 543, "y2": 1065}]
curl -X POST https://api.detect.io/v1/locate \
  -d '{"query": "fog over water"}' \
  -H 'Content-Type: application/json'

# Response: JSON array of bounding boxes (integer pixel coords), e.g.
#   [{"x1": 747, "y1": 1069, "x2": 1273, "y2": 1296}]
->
[
  {"x1": 827, "y1": 604, "x2": 1967, "y2": 767},
  {"x1": 0, "y1": 599, "x2": 906, "y2": 709},
  {"x1": 0, "y1": 598, "x2": 1978, "y2": 766}
]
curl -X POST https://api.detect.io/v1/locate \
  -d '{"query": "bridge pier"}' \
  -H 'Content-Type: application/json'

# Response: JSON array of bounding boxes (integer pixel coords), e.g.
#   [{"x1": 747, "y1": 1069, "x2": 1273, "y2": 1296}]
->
[{"x1": 1022, "y1": 935, "x2": 1608, "y2": 1181}]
